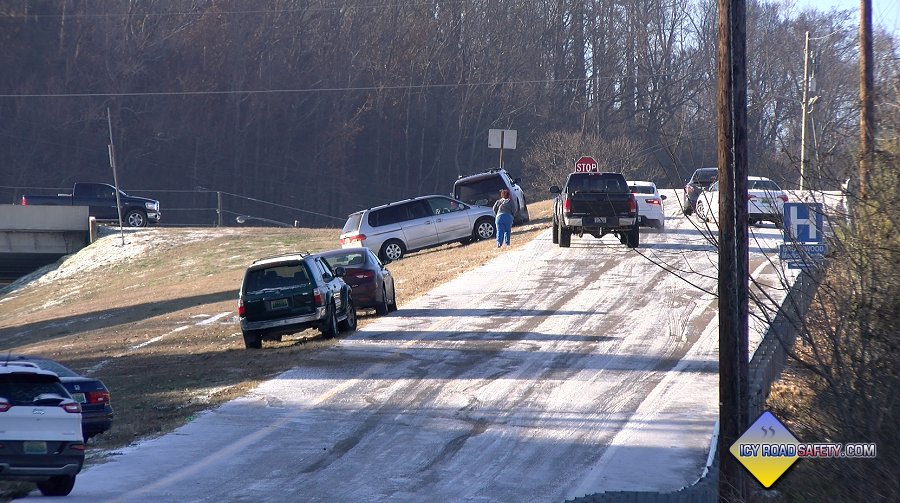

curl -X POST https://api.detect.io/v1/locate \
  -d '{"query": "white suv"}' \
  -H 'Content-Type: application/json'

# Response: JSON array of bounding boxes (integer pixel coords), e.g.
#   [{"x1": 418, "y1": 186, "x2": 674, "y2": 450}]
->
[
  {"x1": 0, "y1": 365, "x2": 85, "y2": 496},
  {"x1": 452, "y1": 169, "x2": 530, "y2": 225},
  {"x1": 340, "y1": 195, "x2": 496, "y2": 262}
]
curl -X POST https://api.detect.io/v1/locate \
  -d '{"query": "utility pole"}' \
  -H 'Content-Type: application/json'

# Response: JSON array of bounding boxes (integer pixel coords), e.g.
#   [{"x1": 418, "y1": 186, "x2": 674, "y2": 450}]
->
[
  {"x1": 800, "y1": 31, "x2": 810, "y2": 192},
  {"x1": 717, "y1": 0, "x2": 750, "y2": 500},
  {"x1": 859, "y1": 0, "x2": 874, "y2": 200}
]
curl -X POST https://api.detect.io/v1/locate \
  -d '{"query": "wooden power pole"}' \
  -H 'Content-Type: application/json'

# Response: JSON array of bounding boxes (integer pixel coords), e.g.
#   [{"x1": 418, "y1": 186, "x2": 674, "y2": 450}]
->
[
  {"x1": 717, "y1": 0, "x2": 750, "y2": 500},
  {"x1": 859, "y1": 0, "x2": 874, "y2": 200}
]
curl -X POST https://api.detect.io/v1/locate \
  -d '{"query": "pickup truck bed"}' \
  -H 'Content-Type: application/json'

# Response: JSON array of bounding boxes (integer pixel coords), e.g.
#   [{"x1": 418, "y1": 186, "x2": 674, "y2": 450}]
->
[{"x1": 550, "y1": 172, "x2": 639, "y2": 248}]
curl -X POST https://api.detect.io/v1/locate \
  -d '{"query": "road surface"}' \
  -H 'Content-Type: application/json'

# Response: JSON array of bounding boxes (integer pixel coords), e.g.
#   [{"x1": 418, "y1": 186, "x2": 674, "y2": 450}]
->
[{"x1": 31, "y1": 194, "x2": 795, "y2": 502}]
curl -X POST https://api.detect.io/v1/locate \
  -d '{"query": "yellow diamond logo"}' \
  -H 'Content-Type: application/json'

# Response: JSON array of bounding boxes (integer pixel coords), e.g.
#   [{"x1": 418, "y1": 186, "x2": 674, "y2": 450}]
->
[{"x1": 730, "y1": 411, "x2": 800, "y2": 488}]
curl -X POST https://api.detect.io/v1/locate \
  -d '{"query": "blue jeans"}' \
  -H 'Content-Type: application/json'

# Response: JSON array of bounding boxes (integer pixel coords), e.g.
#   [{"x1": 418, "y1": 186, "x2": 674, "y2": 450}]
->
[{"x1": 496, "y1": 213, "x2": 513, "y2": 246}]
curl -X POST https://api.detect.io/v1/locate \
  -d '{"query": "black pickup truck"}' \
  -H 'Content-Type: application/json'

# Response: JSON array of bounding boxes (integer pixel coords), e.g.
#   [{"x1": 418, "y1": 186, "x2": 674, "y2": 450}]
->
[
  {"x1": 550, "y1": 171, "x2": 640, "y2": 248},
  {"x1": 21, "y1": 182, "x2": 161, "y2": 227}
]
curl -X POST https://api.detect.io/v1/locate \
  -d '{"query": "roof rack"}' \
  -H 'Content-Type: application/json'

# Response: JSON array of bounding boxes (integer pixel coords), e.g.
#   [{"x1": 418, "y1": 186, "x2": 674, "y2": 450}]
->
[{"x1": 251, "y1": 252, "x2": 308, "y2": 264}]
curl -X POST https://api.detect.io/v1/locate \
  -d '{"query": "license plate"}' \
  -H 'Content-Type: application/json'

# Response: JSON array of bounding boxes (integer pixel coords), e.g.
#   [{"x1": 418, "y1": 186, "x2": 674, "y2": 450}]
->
[
  {"x1": 269, "y1": 298, "x2": 289, "y2": 310},
  {"x1": 594, "y1": 217, "x2": 607, "y2": 224},
  {"x1": 71, "y1": 392, "x2": 86, "y2": 403},
  {"x1": 23, "y1": 441, "x2": 47, "y2": 455}
]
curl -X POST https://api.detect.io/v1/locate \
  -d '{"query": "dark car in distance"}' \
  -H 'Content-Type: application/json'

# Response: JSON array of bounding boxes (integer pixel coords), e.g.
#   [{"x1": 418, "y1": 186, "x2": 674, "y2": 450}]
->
[
  {"x1": 238, "y1": 252, "x2": 357, "y2": 349},
  {"x1": 21, "y1": 182, "x2": 161, "y2": 227},
  {"x1": 315, "y1": 248, "x2": 397, "y2": 315},
  {"x1": 4, "y1": 355, "x2": 113, "y2": 442},
  {"x1": 682, "y1": 168, "x2": 718, "y2": 215}
]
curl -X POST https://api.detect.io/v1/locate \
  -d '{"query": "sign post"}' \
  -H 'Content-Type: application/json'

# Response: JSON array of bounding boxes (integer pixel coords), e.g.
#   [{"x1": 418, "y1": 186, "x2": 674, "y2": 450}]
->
[
  {"x1": 488, "y1": 129, "x2": 517, "y2": 169},
  {"x1": 573, "y1": 155, "x2": 598, "y2": 172}
]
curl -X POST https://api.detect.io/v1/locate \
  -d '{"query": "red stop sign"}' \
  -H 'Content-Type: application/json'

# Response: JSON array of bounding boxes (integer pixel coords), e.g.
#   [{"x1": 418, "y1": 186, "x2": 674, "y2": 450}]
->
[{"x1": 574, "y1": 155, "x2": 598, "y2": 172}]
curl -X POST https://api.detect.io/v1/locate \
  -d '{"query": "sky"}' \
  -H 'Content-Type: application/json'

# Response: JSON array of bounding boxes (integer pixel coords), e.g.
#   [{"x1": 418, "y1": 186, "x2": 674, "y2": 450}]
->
[{"x1": 798, "y1": 0, "x2": 899, "y2": 34}]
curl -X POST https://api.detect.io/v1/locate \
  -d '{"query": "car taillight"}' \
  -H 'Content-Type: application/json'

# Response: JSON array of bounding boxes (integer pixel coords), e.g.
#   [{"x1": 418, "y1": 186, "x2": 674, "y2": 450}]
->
[
  {"x1": 747, "y1": 194, "x2": 757, "y2": 201},
  {"x1": 778, "y1": 194, "x2": 789, "y2": 202},
  {"x1": 0, "y1": 403, "x2": 10, "y2": 412},
  {"x1": 313, "y1": 288, "x2": 323, "y2": 306},
  {"x1": 629, "y1": 194, "x2": 637, "y2": 213},
  {"x1": 238, "y1": 298, "x2": 246, "y2": 317},
  {"x1": 87, "y1": 391, "x2": 110, "y2": 404},
  {"x1": 354, "y1": 271, "x2": 375, "y2": 280},
  {"x1": 21, "y1": 196, "x2": 27, "y2": 206},
  {"x1": 68, "y1": 444, "x2": 86, "y2": 452},
  {"x1": 63, "y1": 402, "x2": 82, "y2": 413},
  {"x1": 340, "y1": 234, "x2": 366, "y2": 246},
  {"x1": 646, "y1": 198, "x2": 661, "y2": 206},
  {"x1": 563, "y1": 197, "x2": 571, "y2": 214}
]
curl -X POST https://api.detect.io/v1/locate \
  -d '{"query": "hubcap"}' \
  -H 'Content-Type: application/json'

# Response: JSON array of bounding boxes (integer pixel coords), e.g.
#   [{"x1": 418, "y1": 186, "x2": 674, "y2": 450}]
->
[
  {"x1": 128, "y1": 213, "x2": 144, "y2": 226},
  {"x1": 477, "y1": 223, "x2": 493, "y2": 239},
  {"x1": 386, "y1": 244, "x2": 402, "y2": 260}
]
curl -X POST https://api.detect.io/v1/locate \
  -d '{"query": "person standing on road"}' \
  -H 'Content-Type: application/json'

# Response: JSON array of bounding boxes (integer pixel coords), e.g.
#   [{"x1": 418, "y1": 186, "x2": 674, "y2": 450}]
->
[{"x1": 493, "y1": 189, "x2": 514, "y2": 248}]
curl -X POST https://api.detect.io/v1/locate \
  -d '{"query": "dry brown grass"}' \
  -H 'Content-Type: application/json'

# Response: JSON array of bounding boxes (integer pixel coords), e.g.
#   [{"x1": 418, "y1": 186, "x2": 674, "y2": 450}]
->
[{"x1": 0, "y1": 200, "x2": 553, "y2": 454}]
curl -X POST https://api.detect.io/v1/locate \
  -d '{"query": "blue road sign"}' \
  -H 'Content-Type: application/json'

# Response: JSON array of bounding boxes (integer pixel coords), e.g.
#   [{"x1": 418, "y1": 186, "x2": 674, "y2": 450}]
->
[
  {"x1": 779, "y1": 243, "x2": 826, "y2": 261},
  {"x1": 783, "y1": 203, "x2": 824, "y2": 244}
]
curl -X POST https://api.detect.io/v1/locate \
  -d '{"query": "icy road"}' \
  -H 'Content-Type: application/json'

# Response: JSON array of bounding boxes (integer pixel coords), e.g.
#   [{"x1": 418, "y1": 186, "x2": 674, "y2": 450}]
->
[{"x1": 42, "y1": 196, "x2": 795, "y2": 502}]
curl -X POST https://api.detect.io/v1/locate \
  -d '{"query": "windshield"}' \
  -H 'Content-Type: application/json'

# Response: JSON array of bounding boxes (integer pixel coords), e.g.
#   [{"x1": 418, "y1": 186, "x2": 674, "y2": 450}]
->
[
  {"x1": 321, "y1": 251, "x2": 367, "y2": 268},
  {"x1": 454, "y1": 176, "x2": 506, "y2": 206},
  {"x1": 691, "y1": 169, "x2": 718, "y2": 185},
  {"x1": 567, "y1": 174, "x2": 627, "y2": 193}
]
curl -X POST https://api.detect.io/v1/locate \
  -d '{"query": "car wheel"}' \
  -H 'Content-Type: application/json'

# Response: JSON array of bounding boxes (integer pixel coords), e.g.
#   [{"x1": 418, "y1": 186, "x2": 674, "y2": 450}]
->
[
  {"x1": 320, "y1": 303, "x2": 339, "y2": 339},
  {"x1": 375, "y1": 286, "x2": 389, "y2": 315},
  {"x1": 626, "y1": 223, "x2": 640, "y2": 248},
  {"x1": 338, "y1": 296, "x2": 357, "y2": 332},
  {"x1": 558, "y1": 225, "x2": 571, "y2": 248},
  {"x1": 125, "y1": 209, "x2": 148, "y2": 227},
  {"x1": 652, "y1": 219, "x2": 665, "y2": 231},
  {"x1": 242, "y1": 330, "x2": 262, "y2": 349},
  {"x1": 379, "y1": 240, "x2": 406, "y2": 262},
  {"x1": 388, "y1": 284, "x2": 398, "y2": 312},
  {"x1": 552, "y1": 218, "x2": 559, "y2": 244},
  {"x1": 37, "y1": 475, "x2": 76, "y2": 497},
  {"x1": 473, "y1": 217, "x2": 496, "y2": 240}
]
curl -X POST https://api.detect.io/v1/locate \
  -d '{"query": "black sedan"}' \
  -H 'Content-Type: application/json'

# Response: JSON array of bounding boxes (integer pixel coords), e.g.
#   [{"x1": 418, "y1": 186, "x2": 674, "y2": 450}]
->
[
  {"x1": 5, "y1": 354, "x2": 114, "y2": 442},
  {"x1": 316, "y1": 247, "x2": 397, "y2": 315}
]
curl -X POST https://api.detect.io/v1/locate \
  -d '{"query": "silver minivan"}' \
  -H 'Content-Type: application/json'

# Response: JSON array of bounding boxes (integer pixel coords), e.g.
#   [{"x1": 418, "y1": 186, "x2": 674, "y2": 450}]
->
[{"x1": 340, "y1": 195, "x2": 497, "y2": 262}]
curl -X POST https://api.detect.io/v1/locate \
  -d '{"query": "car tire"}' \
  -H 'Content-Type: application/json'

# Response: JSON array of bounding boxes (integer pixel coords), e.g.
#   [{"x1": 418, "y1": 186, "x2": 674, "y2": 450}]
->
[
  {"x1": 473, "y1": 217, "x2": 496, "y2": 240},
  {"x1": 125, "y1": 209, "x2": 148, "y2": 227},
  {"x1": 320, "y1": 303, "x2": 339, "y2": 339},
  {"x1": 652, "y1": 219, "x2": 665, "y2": 231},
  {"x1": 242, "y1": 330, "x2": 262, "y2": 349},
  {"x1": 37, "y1": 475, "x2": 76, "y2": 497},
  {"x1": 388, "y1": 285, "x2": 398, "y2": 312},
  {"x1": 338, "y1": 296, "x2": 357, "y2": 332},
  {"x1": 379, "y1": 240, "x2": 406, "y2": 262},
  {"x1": 375, "y1": 286, "x2": 389, "y2": 315},
  {"x1": 552, "y1": 218, "x2": 559, "y2": 244},
  {"x1": 625, "y1": 223, "x2": 640, "y2": 248},
  {"x1": 558, "y1": 225, "x2": 571, "y2": 248}
]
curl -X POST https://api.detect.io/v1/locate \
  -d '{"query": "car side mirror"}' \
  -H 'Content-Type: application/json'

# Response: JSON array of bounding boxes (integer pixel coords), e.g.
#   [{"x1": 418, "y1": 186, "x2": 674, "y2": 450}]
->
[
  {"x1": 549, "y1": 186, "x2": 561, "y2": 194},
  {"x1": 333, "y1": 266, "x2": 345, "y2": 278},
  {"x1": 660, "y1": 194, "x2": 667, "y2": 200}
]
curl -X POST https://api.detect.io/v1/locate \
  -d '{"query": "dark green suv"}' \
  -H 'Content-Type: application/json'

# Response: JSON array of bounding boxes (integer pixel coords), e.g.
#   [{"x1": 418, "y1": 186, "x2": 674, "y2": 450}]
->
[{"x1": 237, "y1": 253, "x2": 357, "y2": 349}]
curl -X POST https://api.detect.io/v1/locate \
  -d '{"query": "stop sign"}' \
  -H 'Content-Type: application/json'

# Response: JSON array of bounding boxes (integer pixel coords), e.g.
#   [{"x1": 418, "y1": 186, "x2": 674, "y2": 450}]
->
[{"x1": 574, "y1": 155, "x2": 598, "y2": 172}]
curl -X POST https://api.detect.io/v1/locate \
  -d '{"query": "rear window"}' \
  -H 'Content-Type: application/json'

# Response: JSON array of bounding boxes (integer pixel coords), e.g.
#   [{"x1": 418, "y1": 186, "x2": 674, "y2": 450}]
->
[
  {"x1": 629, "y1": 185, "x2": 656, "y2": 194},
  {"x1": 691, "y1": 169, "x2": 718, "y2": 185},
  {"x1": 0, "y1": 373, "x2": 68, "y2": 406},
  {"x1": 244, "y1": 262, "x2": 311, "y2": 292},
  {"x1": 749, "y1": 179, "x2": 781, "y2": 191},
  {"x1": 454, "y1": 175, "x2": 506, "y2": 205},
  {"x1": 342, "y1": 213, "x2": 363, "y2": 234},
  {"x1": 321, "y1": 251, "x2": 367, "y2": 268},
  {"x1": 566, "y1": 174, "x2": 627, "y2": 193}
]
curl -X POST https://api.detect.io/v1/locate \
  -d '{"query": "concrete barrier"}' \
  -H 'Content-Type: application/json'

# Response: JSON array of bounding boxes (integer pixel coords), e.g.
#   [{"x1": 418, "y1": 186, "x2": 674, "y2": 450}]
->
[{"x1": 0, "y1": 205, "x2": 91, "y2": 283}]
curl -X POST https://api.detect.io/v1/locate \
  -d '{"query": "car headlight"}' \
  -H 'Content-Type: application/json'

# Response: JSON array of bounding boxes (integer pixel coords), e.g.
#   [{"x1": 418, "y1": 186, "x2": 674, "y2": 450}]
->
[{"x1": 145, "y1": 201, "x2": 159, "y2": 211}]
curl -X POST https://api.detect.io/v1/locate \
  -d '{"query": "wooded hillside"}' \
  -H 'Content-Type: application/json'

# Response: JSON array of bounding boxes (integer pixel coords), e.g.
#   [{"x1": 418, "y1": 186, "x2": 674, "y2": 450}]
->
[{"x1": 0, "y1": 0, "x2": 894, "y2": 225}]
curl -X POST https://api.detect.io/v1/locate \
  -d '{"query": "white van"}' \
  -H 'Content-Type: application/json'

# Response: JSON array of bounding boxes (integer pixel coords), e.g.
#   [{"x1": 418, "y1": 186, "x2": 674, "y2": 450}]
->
[
  {"x1": 340, "y1": 195, "x2": 497, "y2": 262},
  {"x1": 452, "y1": 169, "x2": 530, "y2": 225}
]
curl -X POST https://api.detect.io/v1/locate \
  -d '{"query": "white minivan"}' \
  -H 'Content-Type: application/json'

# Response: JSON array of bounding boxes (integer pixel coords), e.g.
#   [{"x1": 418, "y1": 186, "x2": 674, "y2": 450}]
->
[{"x1": 340, "y1": 195, "x2": 497, "y2": 262}]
